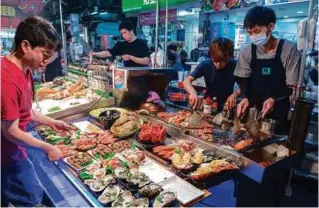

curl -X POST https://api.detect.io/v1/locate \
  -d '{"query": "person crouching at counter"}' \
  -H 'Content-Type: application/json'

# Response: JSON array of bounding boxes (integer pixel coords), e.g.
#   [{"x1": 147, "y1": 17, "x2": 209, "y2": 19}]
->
[
  {"x1": 183, "y1": 38, "x2": 240, "y2": 112},
  {"x1": 89, "y1": 20, "x2": 150, "y2": 67},
  {"x1": 1, "y1": 16, "x2": 70, "y2": 207}
]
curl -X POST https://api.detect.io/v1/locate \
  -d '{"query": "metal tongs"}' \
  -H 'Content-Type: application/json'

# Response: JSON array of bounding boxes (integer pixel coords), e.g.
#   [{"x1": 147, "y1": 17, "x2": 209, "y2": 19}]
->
[
  {"x1": 188, "y1": 98, "x2": 202, "y2": 127},
  {"x1": 245, "y1": 111, "x2": 263, "y2": 142}
]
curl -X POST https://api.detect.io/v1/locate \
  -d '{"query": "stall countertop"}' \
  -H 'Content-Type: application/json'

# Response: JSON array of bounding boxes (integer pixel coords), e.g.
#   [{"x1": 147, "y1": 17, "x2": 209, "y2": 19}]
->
[{"x1": 116, "y1": 66, "x2": 173, "y2": 71}]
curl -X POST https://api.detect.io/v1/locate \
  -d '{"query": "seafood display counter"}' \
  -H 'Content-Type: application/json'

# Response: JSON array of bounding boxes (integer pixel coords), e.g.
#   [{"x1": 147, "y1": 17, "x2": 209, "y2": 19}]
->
[
  {"x1": 33, "y1": 77, "x2": 115, "y2": 119},
  {"x1": 138, "y1": 107, "x2": 306, "y2": 206},
  {"x1": 27, "y1": 104, "x2": 307, "y2": 207},
  {"x1": 28, "y1": 108, "x2": 249, "y2": 207}
]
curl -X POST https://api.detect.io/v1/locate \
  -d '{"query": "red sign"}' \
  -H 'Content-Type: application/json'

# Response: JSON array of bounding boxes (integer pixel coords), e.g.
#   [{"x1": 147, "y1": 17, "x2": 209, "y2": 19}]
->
[
  {"x1": 1, "y1": 16, "x2": 22, "y2": 28},
  {"x1": 139, "y1": 9, "x2": 177, "y2": 25}
]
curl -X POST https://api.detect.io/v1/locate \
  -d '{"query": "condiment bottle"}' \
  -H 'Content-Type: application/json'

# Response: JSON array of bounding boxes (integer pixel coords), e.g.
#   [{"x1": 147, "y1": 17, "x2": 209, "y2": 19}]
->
[{"x1": 203, "y1": 97, "x2": 212, "y2": 115}]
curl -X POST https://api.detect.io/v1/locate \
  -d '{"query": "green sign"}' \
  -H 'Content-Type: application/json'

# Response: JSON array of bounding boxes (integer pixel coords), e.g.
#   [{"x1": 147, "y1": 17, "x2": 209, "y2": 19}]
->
[{"x1": 122, "y1": 0, "x2": 195, "y2": 13}]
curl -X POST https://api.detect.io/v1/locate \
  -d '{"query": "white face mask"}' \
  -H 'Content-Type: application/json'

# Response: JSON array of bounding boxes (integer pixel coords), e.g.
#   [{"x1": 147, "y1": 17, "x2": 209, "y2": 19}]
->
[{"x1": 250, "y1": 32, "x2": 269, "y2": 46}]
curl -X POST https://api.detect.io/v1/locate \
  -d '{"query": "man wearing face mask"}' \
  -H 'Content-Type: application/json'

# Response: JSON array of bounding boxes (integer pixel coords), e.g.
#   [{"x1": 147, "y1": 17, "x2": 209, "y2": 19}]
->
[{"x1": 235, "y1": 6, "x2": 301, "y2": 133}]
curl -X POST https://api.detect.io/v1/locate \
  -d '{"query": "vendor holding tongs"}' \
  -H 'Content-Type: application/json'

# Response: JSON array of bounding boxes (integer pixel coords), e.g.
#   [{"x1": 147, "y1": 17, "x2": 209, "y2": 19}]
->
[
  {"x1": 235, "y1": 6, "x2": 301, "y2": 134},
  {"x1": 183, "y1": 37, "x2": 241, "y2": 113}
]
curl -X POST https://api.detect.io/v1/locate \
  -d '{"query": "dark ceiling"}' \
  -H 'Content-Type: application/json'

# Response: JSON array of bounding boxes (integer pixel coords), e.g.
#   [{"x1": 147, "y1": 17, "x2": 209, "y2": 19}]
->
[{"x1": 42, "y1": 0, "x2": 123, "y2": 23}]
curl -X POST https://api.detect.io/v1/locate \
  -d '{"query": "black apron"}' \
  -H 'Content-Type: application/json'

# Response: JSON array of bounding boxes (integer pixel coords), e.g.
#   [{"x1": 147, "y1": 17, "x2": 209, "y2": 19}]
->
[{"x1": 250, "y1": 39, "x2": 291, "y2": 133}]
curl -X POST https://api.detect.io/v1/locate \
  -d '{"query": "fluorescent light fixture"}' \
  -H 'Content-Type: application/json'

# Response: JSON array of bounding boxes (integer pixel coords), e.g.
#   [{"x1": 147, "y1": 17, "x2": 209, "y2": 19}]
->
[
  {"x1": 90, "y1": 11, "x2": 98, "y2": 15},
  {"x1": 297, "y1": 11, "x2": 304, "y2": 14},
  {"x1": 284, "y1": 16, "x2": 289, "y2": 18},
  {"x1": 178, "y1": 10, "x2": 196, "y2": 16},
  {"x1": 99, "y1": 12, "x2": 108, "y2": 15}
]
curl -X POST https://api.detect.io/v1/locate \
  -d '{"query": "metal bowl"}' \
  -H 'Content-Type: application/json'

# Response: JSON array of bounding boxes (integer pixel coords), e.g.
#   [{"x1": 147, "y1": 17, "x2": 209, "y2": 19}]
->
[{"x1": 98, "y1": 110, "x2": 121, "y2": 130}]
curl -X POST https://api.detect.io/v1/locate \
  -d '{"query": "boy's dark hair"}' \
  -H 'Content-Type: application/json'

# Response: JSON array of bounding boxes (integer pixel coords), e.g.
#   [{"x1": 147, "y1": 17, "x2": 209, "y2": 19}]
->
[
  {"x1": 244, "y1": 6, "x2": 276, "y2": 29},
  {"x1": 14, "y1": 16, "x2": 60, "y2": 52},
  {"x1": 209, "y1": 37, "x2": 234, "y2": 62},
  {"x1": 119, "y1": 20, "x2": 135, "y2": 32},
  {"x1": 168, "y1": 44, "x2": 177, "y2": 52}
]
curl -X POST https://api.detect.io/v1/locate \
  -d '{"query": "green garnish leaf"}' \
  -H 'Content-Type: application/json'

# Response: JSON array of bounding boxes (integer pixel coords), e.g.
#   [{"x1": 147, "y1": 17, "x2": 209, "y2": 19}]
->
[
  {"x1": 95, "y1": 153, "x2": 101, "y2": 159},
  {"x1": 47, "y1": 137, "x2": 62, "y2": 145},
  {"x1": 106, "y1": 165, "x2": 114, "y2": 174},
  {"x1": 103, "y1": 152, "x2": 115, "y2": 160},
  {"x1": 79, "y1": 171, "x2": 93, "y2": 180},
  {"x1": 120, "y1": 161, "x2": 129, "y2": 168},
  {"x1": 48, "y1": 106, "x2": 61, "y2": 112},
  {"x1": 63, "y1": 137, "x2": 71, "y2": 145},
  {"x1": 130, "y1": 142, "x2": 136, "y2": 149},
  {"x1": 81, "y1": 159, "x2": 94, "y2": 167}
]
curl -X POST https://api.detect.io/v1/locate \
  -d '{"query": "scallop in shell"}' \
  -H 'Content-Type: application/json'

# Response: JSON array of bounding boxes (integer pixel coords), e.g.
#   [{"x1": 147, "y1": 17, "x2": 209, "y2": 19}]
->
[
  {"x1": 130, "y1": 198, "x2": 149, "y2": 208},
  {"x1": 98, "y1": 185, "x2": 122, "y2": 205},
  {"x1": 111, "y1": 191, "x2": 135, "y2": 208}
]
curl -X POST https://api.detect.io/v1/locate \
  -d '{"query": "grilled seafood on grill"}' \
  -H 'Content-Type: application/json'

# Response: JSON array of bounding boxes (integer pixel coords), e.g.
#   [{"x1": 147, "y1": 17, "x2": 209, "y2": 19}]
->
[
  {"x1": 157, "y1": 111, "x2": 213, "y2": 129},
  {"x1": 234, "y1": 138, "x2": 254, "y2": 151},
  {"x1": 190, "y1": 159, "x2": 239, "y2": 180}
]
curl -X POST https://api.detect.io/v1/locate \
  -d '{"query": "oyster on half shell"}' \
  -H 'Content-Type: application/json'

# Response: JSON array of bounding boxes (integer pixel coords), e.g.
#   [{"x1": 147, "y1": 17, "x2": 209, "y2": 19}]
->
[
  {"x1": 98, "y1": 185, "x2": 122, "y2": 205},
  {"x1": 111, "y1": 191, "x2": 135, "y2": 208}
]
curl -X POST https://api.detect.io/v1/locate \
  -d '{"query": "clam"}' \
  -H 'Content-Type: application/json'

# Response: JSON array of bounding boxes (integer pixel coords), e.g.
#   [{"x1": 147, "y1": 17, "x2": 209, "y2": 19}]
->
[
  {"x1": 111, "y1": 191, "x2": 135, "y2": 208},
  {"x1": 98, "y1": 185, "x2": 121, "y2": 205},
  {"x1": 131, "y1": 198, "x2": 149, "y2": 208},
  {"x1": 139, "y1": 183, "x2": 163, "y2": 198},
  {"x1": 153, "y1": 189, "x2": 177, "y2": 208},
  {"x1": 115, "y1": 167, "x2": 131, "y2": 180}
]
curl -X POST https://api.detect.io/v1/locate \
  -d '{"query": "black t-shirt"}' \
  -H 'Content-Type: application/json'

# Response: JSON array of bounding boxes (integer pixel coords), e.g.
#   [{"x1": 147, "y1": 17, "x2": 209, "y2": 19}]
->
[
  {"x1": 190, "y1": 59, "x2": 237, "y2": 111},
  {"x1": 108, "y1": 38, "x2": 150, "y2": 67}
]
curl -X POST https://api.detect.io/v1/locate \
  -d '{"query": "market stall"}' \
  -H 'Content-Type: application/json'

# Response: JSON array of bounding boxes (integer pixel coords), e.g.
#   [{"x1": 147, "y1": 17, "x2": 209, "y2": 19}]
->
[{"x1": 26, "y1": 63, "x2": 310, "y2": 207}]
